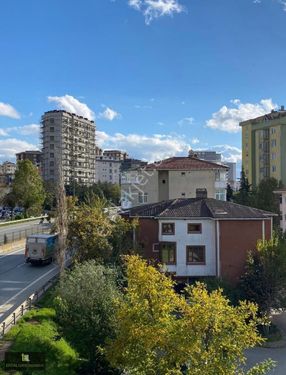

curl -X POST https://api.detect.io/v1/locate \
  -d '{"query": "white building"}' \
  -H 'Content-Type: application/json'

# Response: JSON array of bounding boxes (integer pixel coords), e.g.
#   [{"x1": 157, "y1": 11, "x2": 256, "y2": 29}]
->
[{"x1": 274, "y1": 189, "x2": 286, "y2": 232}]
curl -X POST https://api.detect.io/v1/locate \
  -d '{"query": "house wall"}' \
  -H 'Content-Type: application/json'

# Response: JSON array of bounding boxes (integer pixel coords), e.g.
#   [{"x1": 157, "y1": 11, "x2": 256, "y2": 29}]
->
[
  {"x1": 135, "y1": 218, "x2": 159, "y2": 260},
  {"x1": 159, "y1": 219, "x2": 217, "y2": 277},
  {"x1": 219, "y1": 219, "x2": 272, "y2": 284}
]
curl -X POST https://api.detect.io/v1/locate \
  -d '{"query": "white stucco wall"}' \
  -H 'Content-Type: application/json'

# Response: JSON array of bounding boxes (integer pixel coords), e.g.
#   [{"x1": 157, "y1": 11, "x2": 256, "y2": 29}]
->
[{"x1": 159, "y1": 219, "x2": 217, "y2": 277}]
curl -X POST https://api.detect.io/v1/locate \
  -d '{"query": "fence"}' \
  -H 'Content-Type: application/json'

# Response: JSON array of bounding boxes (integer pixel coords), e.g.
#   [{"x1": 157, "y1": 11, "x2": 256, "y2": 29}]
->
[
  {"x1": 0, "y1": 275, "x2": 58, "y2": 339},
  {"x1": 0, "y1": 225, "x2": 51, "y2": 246}
]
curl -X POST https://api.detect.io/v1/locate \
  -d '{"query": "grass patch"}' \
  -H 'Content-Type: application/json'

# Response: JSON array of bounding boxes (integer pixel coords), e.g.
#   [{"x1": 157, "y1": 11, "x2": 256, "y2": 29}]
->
[{"x1": 1, "y1": 307, "x2": 79, "y2": 375}]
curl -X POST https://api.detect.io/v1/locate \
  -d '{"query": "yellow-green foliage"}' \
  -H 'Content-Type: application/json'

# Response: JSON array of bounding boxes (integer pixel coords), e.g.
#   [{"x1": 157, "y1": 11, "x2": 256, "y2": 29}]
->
[{"x1": 105, "y1": 255, "x2": 275, "y2": 375}]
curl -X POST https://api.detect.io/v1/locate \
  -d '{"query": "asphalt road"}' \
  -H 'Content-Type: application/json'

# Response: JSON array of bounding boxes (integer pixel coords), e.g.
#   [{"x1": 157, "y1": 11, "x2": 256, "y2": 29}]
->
[
  {"x1": 0, "y1": 220, "x2": 51, "y2": 245},
  {"x1": 0, "y1": 248, "x2": 59, "y2": 323}
]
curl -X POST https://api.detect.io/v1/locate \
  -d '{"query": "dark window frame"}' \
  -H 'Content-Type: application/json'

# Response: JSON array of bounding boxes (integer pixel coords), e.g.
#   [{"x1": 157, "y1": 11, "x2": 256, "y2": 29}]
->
[
  {"x1": 160, "y1": 242, "x2": 176, "y2": 265},
  {"x1": 162, "y1": 223, "x2": 175, "y2": 235},
  {"x1": 186, "y1": 245, "x2": 205, "y2": 265},
  {"x1": 187, "y1": 223, "x2": 202, "y2": 234}
]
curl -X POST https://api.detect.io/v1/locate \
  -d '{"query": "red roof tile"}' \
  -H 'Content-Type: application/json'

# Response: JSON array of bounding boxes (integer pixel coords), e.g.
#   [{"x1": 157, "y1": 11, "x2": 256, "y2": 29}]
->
[{"x1": 145, "y1": 157, "x2": 228, "y2": 171}]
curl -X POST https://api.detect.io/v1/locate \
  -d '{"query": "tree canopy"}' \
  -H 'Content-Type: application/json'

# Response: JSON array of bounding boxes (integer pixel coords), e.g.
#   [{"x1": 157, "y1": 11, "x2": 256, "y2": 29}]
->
[
  {"x1": 105, "y1": 256, "x2": 274, "y2": 375},
  {"x1": 11, "y1": 160, "x2": 46, "y2": 216}
]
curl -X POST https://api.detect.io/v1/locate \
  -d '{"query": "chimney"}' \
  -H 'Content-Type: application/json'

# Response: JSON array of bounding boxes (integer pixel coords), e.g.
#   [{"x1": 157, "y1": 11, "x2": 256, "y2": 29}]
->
[{"x1": 196, "y1": 188, "x2": 207, "y2": 199}]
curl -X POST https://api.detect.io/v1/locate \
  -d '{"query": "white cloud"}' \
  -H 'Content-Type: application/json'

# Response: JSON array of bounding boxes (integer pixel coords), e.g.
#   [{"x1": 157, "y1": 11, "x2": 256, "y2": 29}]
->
[
  {"x1": 206, "y1": 98, "x2": 277, "y2": 133},
  {"x1": 98, "y1": 107, "x2": 121, "y2": 121},
  {"x1": 97, "y1": 131, "x2": 190, "y2": 161},
  {"x1": 128, "y1": 0, "x2": 185, "y2": 24},
  {"x1": 47, "y1": 95, "x2": 95, "y2": 120},
  {"x1": 0, "y1": 129, "x2": 8, "y2": 136},
  {"x1": 18, "y1": 124, "x2": 40, "y2": 135},
  {"x1": 178, "y1": 117, "x2": 194, "y2": 126},
  {"x1": 191, "y1": 137, "x2": 199, "y2": 145},
  {"x1": 0, "y1": 138, "x2": 38, "y2": 161},
  {"x1": 0, "y1": 102, "x2": 20, "y2": 119},
  {"x1": 279, "y1": 0, "x2": 286, "y2": 11},
  {"x1": 195, "y1": 144, "x2": 242, "y2": 164}
]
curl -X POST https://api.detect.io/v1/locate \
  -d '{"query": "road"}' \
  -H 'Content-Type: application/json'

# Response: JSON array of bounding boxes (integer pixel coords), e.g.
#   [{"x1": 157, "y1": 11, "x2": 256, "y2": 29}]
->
[
  {"x1": 0, "y1": 220, "x2": 51, "y2": 245},
  {"x1": 0, "y1": 248, "x2": 59, "y2": 323}
]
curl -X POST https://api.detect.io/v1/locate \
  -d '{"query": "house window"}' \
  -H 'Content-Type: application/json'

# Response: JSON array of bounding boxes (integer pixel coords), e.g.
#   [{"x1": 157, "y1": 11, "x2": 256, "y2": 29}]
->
[
  {"x1": 188, "y1": 223, "x2": 202, "y2": 234},
  {"x1": 272, "y1": 165, "x2": 276, "y2": 172},
  {"x1": 162, "y1": 223, "x2": 175, "y2": 235},
  {"x1": 152, "y1": 243, "x2": 160, "y2": 252},
  {"x1": 50, "y1": 153, "x2": 54, "y2": 158},
  {"x1": 160, "y1": 242, "x2": 176, "y2": 264},
  {"x1": 138, "y1": 192, "x2": 148, "y2": 203},
  {"x1": 181, "y1": 172, "x2": 185, "y2": 176},
  {"x1": 186, "y1": 246, "x2": 205, "y2": 264},
  {"x1": 50, "y1": 126, "x2": 54, "y2": 132},
  {"x1": 50, "y1": 136, "x2": 54, "y2": 141},
  {"x1": 50, "y1": 144, "x2": 54, "y2": 149}
]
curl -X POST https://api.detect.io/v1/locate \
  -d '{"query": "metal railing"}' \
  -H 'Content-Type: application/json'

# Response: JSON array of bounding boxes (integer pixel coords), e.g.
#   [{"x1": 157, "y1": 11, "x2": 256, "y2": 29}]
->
[
  {"x1": 0, "y1": 275, "x2": 58, "y2": 338},
  {"x1": 0, "y1": 225, "x2": 51, "y2": 246}
]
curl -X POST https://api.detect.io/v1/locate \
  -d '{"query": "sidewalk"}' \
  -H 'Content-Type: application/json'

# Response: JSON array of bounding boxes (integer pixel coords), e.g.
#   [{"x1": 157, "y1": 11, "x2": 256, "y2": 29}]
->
[{"x1": 0, "y1": 239, "x2": 26, "y2": 255}]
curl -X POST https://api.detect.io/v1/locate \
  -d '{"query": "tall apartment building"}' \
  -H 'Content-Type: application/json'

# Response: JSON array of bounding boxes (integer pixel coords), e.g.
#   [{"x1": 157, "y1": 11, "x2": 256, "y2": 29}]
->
[
  {"x1": 240, "y1": 106, "x2": 286, "y2": 186},
  {"x1": 41, "y1": 110, "x2": 96, "y2": 185}
]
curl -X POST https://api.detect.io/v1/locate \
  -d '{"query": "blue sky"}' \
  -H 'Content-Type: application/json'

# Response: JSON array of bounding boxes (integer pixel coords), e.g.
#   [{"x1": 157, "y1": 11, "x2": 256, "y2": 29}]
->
[{"x1": 1, "y1": 0, "x2": 286, "y2": 169}]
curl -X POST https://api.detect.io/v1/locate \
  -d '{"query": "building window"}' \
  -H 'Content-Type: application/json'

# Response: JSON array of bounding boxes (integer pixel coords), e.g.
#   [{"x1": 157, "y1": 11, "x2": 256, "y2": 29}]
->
[
  {"x1": 188, "y1": 223, "x2": 202, "y2": 234},
  {"x1": 186, "y1": 246, "x2": 205, "y2": 265},
  {"x1": 160, "y1": 242, "x2": 176, "y2": 264},
  {"x1": 271, "y1": 139, "x2": 277, "y2": 147},
  {"x1": 138, "y1": 192, "x2": 148, "y2": 203},
  {"x1": 50, "y1": 118, "x2": 54, "y2": 123},
  {"x1": 271, "y1": 153, "x2": 276, "y2": 160},
  {"x1": 272, "y1": 165, "x2": 276, "y2": 172},
  {"x1": 162, "y1": 223, "x2": 175, "y2": 235},
  {"x1": 181, "y1": 172, "x2": 186, "y2": 176},
  {"x1": 162, "y1": 179, "x2": 166, "y2": 184},
  {"x1": 181, "y1": 193, "x2": 185, "y2": 197},
  {"x1": 50, "y1": 161, "x2": 54, "y2": 167},
  {"x1": 152, "y1": 243, "x2": 160, "y2": 252},
  {"x1": 215, "y1": 170, "x2": 220, "y2": 181},
  {"x1": 50, "y1": 144, "x2": 54, "y2": 149},
  {"x1": 215, "y1": 190, "x2": 225, "y2": 201},
  {"x1": 50, "y1": 136, "x2": 54, "y2": 141},
  {"x1": 50, "y1": 169, "x2": 54, "y2": 175},
  {"x1": 50, "y1": 126, "x2": 54, "y2": 132},
  {"x1": 50, "y1": 153, "x2": 54, "y2": 158}
]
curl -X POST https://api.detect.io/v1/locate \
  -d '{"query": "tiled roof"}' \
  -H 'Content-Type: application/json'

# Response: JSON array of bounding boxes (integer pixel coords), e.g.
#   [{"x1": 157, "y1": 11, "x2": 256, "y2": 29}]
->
[
  {"x1": 124, "y1": 198, "x2": 276, "y2": 219},
  {"x1": 144, "y1": 157, "x2": 228, "y2": 171}
]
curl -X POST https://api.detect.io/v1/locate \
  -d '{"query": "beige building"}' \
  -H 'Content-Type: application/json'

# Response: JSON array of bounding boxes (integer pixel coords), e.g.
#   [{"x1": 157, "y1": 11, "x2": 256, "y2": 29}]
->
[
  {"x1": 121, "y1": 156, "x2": 228, "y2": 208},
  {"x1": 240, "y1": 106, "x2": 286, "y2": 186},
  {"x1": 41, "y1": 110, "x2": 96, "y2": 185}
]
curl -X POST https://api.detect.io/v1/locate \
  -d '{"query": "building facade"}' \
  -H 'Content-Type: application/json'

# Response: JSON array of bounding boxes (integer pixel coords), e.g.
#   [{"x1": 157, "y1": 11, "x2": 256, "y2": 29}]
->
[
  {"x1": 41, "y1": 110, "x2": 96, "y2": 185},
  {"x1": 121, "y1": 156, "x2": 228, "y2": 208},
  {"x1": 95, "y1": 149, "x2": 122, "y2": 184},
  {"x1": 123, "y1": 198, "x2": 275, "y2": 284},
  {"x1": 240, "y1": 106, "x2": 286, "y2": 186},
  {"x1": 16, "y1": 150, "x2": 42, "y2": 171}
]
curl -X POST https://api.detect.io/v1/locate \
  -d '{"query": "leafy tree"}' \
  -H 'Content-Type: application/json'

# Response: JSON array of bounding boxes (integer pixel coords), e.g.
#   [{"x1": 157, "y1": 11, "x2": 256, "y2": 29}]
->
[
  {"x1": 55, "y1": 261, "x2": 121, "y2": 374},
  {"x1": 68, "y1": 197, "x2": 137, "y2": 263},
  {"x1": 65, "y1": 182, "x2": 121, "y2": 205},
  {"x1": 252, "y1": 178, "x2": 280, "y2": 223},
  {"x1": 240, "y1": 234, "x2": 286, "y2": 316},
  {"x1": 11, "y1": 160, "x2": 46, "y2": 216},
  {"x1": 105, "y1": 256, "x2": 274, "y2": 375},
  {"x1": 226, "y1": 183, "x2": 234, "y2": 201},
  {"x1": 234, "y1": 168, "x2": 252, "y2": 206}
]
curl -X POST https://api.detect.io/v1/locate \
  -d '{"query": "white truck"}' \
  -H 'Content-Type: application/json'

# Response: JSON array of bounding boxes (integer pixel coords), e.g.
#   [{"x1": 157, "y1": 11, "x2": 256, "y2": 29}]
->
[{"x1": 25, "y1": 234, "x2": 59, "y2": 265}]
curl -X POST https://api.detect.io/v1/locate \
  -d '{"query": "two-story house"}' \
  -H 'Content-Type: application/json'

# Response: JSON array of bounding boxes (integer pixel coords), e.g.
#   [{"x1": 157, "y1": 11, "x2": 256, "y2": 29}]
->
[
  {"x1": 123, "y1": 197, "x2": 275, "y2": 284},
  {"x1": 121, "y1": 155, "x2": 228, "y2": 209}
]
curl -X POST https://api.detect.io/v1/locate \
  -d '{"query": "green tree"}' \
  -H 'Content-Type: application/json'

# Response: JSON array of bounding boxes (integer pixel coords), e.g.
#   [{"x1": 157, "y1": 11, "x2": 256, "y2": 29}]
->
[
  {"x1": 234, "y1": 168, "x2": 252, "y2": 206},
  {"x1": 11, "y1": 160, "x2": 45, "y2": 216},
  {"x1": 55, "y1": 261, "x2": 121, "y2": 374},
  {"x1": 252, "y1": 178, "x2": 280, "y2": 217},
  {"x1": 65, "y1": 182, "x2": 121, "y2": 205},
  {"x1": 105, "y1": 256, "x2": 274, "y2": 375},
  {"x1": 240, "y1": 234, "x2": 286, "y2": 316},
  {"x1": 68, "y1": 197, "x2": 136, "y2": 263},
  {"x1": 226, "y1": 183, "x2": 234, "y2": 201}
]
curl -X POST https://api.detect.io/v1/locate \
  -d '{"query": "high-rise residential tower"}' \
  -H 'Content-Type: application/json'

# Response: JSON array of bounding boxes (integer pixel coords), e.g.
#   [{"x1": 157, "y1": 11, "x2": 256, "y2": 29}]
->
[
  {"x1": 41, "y1": 110, "x2": 96, "y2": 185},
  {"x1": 240, "y1": 106, "x2": 286, "y2": 186}
]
